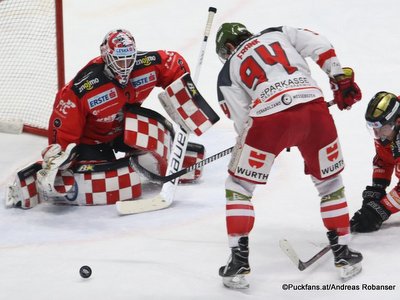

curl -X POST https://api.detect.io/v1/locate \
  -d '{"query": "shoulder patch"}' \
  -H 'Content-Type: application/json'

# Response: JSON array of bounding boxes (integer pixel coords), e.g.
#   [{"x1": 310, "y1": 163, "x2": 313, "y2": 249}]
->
[
  {"x1": 72, "y1": 63, "x2": 110, "y2": 97},
  {"x1": 134, "y1": 51, "x2": 162, "y2": 70}
]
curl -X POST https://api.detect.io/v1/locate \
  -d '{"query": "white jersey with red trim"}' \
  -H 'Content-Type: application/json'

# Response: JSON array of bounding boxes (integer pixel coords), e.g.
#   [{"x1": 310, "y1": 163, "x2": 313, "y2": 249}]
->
[{"x1": 217, "y1": 26, "x2": 344, "y2": 134}]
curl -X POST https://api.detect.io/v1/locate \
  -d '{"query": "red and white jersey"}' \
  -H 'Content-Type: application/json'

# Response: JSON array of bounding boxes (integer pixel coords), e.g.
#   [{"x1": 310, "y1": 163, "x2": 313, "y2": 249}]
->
[
  {"x1": 217, "y1": 26, "x2": 343, "y2": 134},
  {"x1": 48, "y1": 50, "x2": 189, "y2": 149}
]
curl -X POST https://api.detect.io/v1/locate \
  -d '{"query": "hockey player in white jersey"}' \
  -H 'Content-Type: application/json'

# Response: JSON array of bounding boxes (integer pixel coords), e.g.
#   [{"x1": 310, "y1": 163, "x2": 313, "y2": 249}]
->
[{"x1": 215, "y1": 23, "x2": 363, "y2": 288}]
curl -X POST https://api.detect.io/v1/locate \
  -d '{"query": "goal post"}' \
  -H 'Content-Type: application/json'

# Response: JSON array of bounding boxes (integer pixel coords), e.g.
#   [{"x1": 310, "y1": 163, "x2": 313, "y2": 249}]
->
[{"x1": 0, "y1": 0, "x2": 65, "y2": 136}]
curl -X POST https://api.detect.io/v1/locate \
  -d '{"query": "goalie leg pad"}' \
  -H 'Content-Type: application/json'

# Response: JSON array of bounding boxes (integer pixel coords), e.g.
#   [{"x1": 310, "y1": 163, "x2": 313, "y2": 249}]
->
[
  {"x1": 179, "y1": 142, "x2": 205, "y2": 183},
  {"x1": 6, "y1": 166, "x2": 75, "y2": 208},
  {"x1": 73, "y1": 164, "x2": 141, "y2": 205},
  {"x1": 7, "y1": 160, "x2": 142, "y2": 208},
  {"x1": 124, "y1": 106, "x2": 174, "y2": 176}
]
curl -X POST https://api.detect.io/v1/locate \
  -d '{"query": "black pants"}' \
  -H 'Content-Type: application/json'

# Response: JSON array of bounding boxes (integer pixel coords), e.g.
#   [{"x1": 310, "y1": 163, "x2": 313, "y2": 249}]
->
[{"x1": 76, "y1": 135, "x2": 136, "y2": 161}]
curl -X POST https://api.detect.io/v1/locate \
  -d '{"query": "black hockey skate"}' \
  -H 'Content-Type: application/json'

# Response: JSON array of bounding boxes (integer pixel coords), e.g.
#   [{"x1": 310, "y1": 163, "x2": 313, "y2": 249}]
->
[
  {"x1": 327, "y1": 230, "x2": 363, "y2": 281},
  {"x1": 219, "y1": 237, "x2": 250, "y2": 289}
]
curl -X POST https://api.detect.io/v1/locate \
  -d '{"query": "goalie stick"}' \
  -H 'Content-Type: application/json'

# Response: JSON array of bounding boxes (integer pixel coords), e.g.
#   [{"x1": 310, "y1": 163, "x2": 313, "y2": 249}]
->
[
  {"x1": 130, "y1": 146, "x2": 233, "y2": 184},
  {"x1": 279, "y1": 239, "x2": 331, "y2": 271},
  {"x1": 116, "y1": 7, "x2": 217, "y2": 215}
]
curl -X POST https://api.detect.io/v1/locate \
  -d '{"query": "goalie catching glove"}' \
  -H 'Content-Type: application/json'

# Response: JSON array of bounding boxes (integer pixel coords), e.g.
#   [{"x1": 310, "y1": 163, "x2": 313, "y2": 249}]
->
[
  {"x1": 159, "y1": 73, "x2": 220, "y2": 136},
  {"x1": 330, "y1": 67, "x2": 362, "y2": 110},
  {"x1": 37, "y1": 143, "x2": 78, "y2": 199}
]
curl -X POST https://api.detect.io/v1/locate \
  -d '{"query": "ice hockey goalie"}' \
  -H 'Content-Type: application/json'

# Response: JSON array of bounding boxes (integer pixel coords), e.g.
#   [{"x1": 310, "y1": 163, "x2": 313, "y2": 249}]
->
[{"x1": 5, "y1": 106, "x2": 208, "y2": 209}]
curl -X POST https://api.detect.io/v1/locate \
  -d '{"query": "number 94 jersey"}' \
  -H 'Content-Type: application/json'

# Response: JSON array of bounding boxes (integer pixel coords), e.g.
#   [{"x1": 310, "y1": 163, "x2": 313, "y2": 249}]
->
[{"x1": 217, "y1": 26, "x2": 343, "y2": 133}]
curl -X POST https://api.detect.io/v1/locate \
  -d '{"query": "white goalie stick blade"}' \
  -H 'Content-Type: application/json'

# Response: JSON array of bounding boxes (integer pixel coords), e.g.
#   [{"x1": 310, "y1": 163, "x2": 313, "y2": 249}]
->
[
  {"x1": 115, "y1": 194, "x2": 171, "y2": 215},
  {"x1": 116, "y1": 179, "x2": 177, "y2": 215},
  {"x1": 279, "y1": 239, "x2": 331, "y2": 271}
]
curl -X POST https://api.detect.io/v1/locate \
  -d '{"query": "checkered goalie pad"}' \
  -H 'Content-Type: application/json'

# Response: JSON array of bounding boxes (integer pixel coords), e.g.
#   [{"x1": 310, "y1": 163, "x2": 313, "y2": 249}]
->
[
  {"x1": 179, "y1": 149, "x2": 205, "y2": 183},
  {"x1": 166, "y1": 73, "x2": 219, "y2": 136},
  {"x1": 124, "y1": 112, "x2": 172, "y2": 163},
  {"x1": 17, "y1": 167, "x2": 141, "y2": 207},
  {"x1": 76, "y1": 165, "x2": 141, "y2": 205}
]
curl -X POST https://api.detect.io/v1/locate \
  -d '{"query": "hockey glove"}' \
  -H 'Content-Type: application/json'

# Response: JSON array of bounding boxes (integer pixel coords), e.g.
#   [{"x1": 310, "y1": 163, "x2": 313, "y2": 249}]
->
[
  {"x1": 350, "y1": 186, "x2": 391, "y2": 232},
  {"x1": 41, "y1": 143, "x2": 77, "y2": 171},
  {"x1": 330, "y1": 67, "x2": 362, "y2": 110},
  {"x1": 391, "y1": 133, "x2": 400, "y2": 159}
]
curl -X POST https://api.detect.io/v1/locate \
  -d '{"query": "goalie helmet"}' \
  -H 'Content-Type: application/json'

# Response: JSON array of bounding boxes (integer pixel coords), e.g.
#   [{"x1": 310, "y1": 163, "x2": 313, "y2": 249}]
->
[
  {"x1": 215, "y1": 22, "x2": 252, "y2": 62},
  {"x1": 100, "y1": 29, "x2": 137, "y2": 86},
  {"x1": 365, "y1": 91, "x2": 400, "y2": 141}
]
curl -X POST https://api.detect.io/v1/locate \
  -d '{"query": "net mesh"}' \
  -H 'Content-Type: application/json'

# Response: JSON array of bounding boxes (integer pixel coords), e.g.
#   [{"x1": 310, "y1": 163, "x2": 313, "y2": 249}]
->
[{"x1": 0, "y1": 0, "x2": 59, "y2": 131}]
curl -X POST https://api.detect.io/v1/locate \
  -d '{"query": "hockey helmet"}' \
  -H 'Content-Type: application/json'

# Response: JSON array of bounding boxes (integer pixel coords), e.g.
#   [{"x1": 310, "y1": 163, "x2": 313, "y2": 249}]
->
[
  {"x1": 215, "y1": 23, "x2": 252, "y2": 62},
  {"x1": 100, "y1": 29, "x2": 137, "y2": 86},
  {"x1": 365, "y1": 91, "x2": 400, "y2": 140}
]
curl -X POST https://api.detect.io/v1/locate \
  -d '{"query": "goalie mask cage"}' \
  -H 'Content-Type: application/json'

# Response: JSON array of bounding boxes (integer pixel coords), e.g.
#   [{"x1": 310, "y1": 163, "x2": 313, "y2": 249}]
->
[{"x1": 0, "y1": 0, "x2": 65, "y2": 136}]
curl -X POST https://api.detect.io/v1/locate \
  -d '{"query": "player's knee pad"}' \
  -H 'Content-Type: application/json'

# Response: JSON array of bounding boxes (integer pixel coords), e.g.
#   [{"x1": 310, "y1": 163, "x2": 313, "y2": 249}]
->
[
  {"x1": 312, "y1": 174, "x2": 344, "y2": 197},
  {"x1": 225, "y1": 175, "x2": 256, "y2": 200}
]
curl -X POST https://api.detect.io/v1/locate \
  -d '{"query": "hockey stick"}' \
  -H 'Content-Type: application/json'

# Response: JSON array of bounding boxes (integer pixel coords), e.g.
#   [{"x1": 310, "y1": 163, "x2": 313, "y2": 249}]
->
[
  {"x1": 130, "y1": 146, "x2": 233, "y2": 184},
  {"x1": 116, "y1": 7, "x2": 217, "y2": 215},
  {"x1": 279, "y1": 239, "x2": 331, "y2": 271}
]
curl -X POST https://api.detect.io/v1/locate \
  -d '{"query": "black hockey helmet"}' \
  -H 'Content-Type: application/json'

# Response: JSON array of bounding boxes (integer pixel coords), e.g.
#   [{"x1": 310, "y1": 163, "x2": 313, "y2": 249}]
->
[
  {"x1": 365, "y1": 91, "x2": 400, "y2": 128},
  {"x1": 215, "y1": 23, "x2": 253, "y2": 62}
]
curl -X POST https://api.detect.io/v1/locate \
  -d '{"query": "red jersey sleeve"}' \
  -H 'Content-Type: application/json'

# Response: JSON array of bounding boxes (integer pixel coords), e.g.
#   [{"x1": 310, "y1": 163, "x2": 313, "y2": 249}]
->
[
  {"x1": 47, "y1": 84, "x2": 86, "y2": 149},
  {"x1": 155, "y1": 50, "x2": 191, "y2": 88},
  {"x1": 373, "y1": 140, "x2": 395, "y2": 186}
]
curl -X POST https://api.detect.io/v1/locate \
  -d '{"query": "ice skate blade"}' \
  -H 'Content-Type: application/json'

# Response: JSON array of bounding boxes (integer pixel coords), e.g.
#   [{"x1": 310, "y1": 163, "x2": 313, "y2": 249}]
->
[
  {"x1": 339, "y1": 262, "x2": 362, "y2": 282},
  {"x1": 222, "y1": 275, "x2": 249, "y2": 289}
]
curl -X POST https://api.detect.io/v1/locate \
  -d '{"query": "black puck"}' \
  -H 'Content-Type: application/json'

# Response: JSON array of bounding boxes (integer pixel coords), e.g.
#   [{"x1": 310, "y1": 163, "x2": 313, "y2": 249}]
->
[{"x1": 79, "y1": 265, "x2": 92, "y2": 278}]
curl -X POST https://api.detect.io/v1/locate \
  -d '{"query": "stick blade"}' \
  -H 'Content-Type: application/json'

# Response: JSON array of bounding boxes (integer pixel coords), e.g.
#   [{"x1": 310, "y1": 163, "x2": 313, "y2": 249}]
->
[
  {"x1": 115, "y1": 195, "x2": 171, "y2": 215},
  {"x1": 279, "y1": 239, "x2": 304, "y2": 270}
]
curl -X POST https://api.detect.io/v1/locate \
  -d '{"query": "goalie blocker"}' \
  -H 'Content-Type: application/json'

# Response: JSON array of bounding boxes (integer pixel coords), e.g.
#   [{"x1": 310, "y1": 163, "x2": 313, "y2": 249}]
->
[
  {"x1": 5, "y1": 106, "x2": 206, "y2": 209},
  {"x1": 159, "y1": 72, "x2": 220, "y2": 136}
]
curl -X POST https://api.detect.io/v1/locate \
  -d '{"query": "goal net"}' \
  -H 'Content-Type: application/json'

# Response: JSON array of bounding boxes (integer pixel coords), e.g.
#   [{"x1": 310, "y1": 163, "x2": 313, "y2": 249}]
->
[{"x1": 0, "y1": 0, "x2": 64, "y2": 136}]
